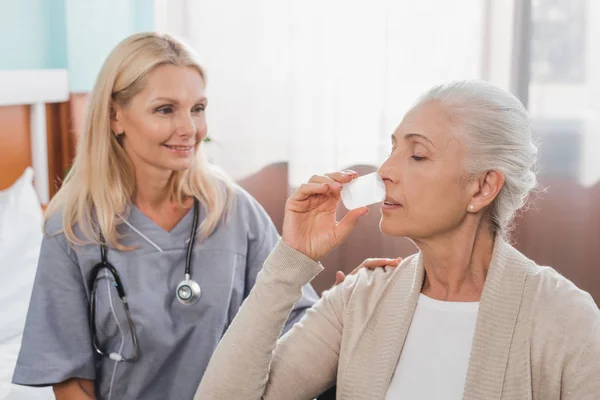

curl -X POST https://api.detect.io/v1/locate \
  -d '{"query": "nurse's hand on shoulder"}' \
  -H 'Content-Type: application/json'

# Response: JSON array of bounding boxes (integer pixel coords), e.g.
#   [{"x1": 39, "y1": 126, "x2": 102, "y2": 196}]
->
[
  {"x1": 333, "y1": 257, "x2": 403, "y2": 286},
  {"x1": 282, "y1": 170, "x2": 369, "y2": 261}
]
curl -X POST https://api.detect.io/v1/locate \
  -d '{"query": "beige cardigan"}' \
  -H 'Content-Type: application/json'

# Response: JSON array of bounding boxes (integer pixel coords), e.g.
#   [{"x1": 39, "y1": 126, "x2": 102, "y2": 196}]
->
[{"x1": 195, "y1": 237, "x2": 600, "y2": 400}]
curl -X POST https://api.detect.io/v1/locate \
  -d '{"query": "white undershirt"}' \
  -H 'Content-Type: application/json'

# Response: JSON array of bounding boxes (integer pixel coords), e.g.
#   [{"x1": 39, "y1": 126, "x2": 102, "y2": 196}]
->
[{"x1": 385, "y1": 294, "x2": 479, "y2": 400}]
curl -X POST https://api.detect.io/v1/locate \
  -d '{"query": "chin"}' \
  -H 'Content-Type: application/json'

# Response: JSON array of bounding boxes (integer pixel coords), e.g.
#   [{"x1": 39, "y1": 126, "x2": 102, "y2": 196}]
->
[
  {"x1": 172, "y1": 162, "x2": 194, "y2": 172},
  {"x1": 150, "y1": 162, "x2": 191, "y2": 175},
  {"x1": 379, "y1": 217, "x2": 409, "y2": 237},
  {"x1": 164, "y1": 157, "x2": 195, "y2": 171}
]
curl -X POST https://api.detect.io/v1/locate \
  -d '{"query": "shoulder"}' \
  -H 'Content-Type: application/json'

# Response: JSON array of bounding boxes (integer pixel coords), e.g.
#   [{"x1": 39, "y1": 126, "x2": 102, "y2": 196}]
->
[
  {"x1": 227, "y1": 183, "x2": 273, "y2": 227},
  {"x1": 229, "y1": 182, "x2": 262, "y2": 210},
  {"x1": 354, "y1": 253, "x2": 419, "y2": 290},
  {"x1": 324, "y1": 253, "x2": 420, "y2": 308},
  {"x1": 526, "y1": 263, "x2": 600, "y2": 345},
  {"x1": 43, "y1": 207, "x2": 66, "y2": 236},
  {"x1": 39, "y1": 208, "x2": 83, "y2": 266},
  {"x1": 43, "y1": 209, "x2": 76, "y2": 253},
  {"x1": 208, "y1": 167, "x2": 260, "y2": 211},
  {"x1": 207, "y1": 181, "x2": 278, "y2": 248},
  {"x1": 207, "y1": 165, "x2": 274, "y2": 229}
]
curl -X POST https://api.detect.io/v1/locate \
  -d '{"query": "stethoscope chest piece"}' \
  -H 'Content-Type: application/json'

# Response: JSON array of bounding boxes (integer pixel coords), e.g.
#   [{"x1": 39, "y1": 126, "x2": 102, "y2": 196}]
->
[
  {"x1": 176, "y1": 274, "x2": 201, "y2": 305},
  {"x1": 176, "y1": 198, "x2": 202, "y2": 305}
]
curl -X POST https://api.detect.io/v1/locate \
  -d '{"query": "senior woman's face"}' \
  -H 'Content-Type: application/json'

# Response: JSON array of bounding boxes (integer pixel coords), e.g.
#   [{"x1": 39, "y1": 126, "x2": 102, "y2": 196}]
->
[
  {"x1": 112, "y1": 64, "x2": 207, "y2": 173},
  {"x1": 378, "y1": 101, "x2": 473, "y2": 239}
]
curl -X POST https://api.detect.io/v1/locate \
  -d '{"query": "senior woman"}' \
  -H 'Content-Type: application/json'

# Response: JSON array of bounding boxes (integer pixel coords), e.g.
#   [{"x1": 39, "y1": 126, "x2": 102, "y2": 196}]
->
[{"x1": 195, "y1": 80, "x2": 600, "y2": 400}]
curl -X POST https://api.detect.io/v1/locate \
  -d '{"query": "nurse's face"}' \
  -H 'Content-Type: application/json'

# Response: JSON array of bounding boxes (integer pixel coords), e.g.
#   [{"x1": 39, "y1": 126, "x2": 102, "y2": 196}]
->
[{"x1": 111, "y1": 64, "x2": 208, "y2": 173}]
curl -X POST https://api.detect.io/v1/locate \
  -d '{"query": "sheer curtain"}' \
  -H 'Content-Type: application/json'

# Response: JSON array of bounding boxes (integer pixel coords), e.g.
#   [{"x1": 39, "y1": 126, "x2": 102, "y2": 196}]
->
[
  {"x1": 156, "y1": 0, "x2": 600, "y2": 304},
  {"x1": 528, "y1": 0, "x2": 600, "y2": 187},
  {"x1": 515, "y1": 0, "x2": 600, "y2": 304},
  {"x1": 157, "y1": 0, "x2": 518, "y2": 186}
]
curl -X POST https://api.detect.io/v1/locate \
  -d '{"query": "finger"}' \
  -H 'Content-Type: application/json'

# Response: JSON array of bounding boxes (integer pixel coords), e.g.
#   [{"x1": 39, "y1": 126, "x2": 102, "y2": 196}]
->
[
  {"x1": 349, "y1": 257, "x2": 403, "y2": 276},
  {"x1": 308, "y1": 174, "x2": 336, "y2": 185},
  {"x1": 324, "y1": 170, "x2": 360, "y2": 184},
  {"x1": 334, "y1": 271, "x2": 345, "y2": 286},
  {"x1": 363, "y1": 257, "x2": 400, "y2": 267},
  {"x1": 383, "y1": 257, "x2": 402, "y2": 267},
  {"x1": 357, "y1": 257, "x2": 400, "y2": 270},
  {"x1": 290, "y1": 182, "x2": 330, "y2": 201},
  {"x1": 335, "y1": 207, "x2": 369, "y2": 242},
  {"x1": 307, "y1": 174, "x2": 347, "y2": 195}
]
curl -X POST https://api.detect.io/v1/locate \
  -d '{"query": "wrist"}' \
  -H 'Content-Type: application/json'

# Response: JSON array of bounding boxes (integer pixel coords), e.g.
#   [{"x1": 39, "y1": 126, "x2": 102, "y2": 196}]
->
[{"x1": 265, "y1": 240, "x2": 324, "y2": 284}]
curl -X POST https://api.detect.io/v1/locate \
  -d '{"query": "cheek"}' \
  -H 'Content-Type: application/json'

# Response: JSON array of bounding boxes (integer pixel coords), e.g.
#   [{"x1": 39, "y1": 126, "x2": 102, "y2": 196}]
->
[
  {"x1": 403, "y1": 165, "x2": 466, "y2": 220},
  {"x1": 195, "y1": 116, "x2": 208, "y2": 135},
  {"x1": 129, "y1": 118, "x2": 172, "y2": 143},
  {"x1": 418, "y1": 175, "x2": 469, "y2": 231},
  {"x1": 400, "y1": 163, "x2": 434, "y2": 203}
]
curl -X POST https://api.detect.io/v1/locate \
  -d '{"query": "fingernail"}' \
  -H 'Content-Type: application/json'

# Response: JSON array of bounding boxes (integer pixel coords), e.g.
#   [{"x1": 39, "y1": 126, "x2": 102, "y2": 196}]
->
[{"x1": 333, "y1": 182, "x2": 343, "y2": 189}]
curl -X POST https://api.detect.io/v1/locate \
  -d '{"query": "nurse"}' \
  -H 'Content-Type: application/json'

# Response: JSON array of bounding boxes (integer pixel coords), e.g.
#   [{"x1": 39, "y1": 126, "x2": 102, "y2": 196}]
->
[{"x1": 11, "y1": 32, "x2": 320, "y2": 400}]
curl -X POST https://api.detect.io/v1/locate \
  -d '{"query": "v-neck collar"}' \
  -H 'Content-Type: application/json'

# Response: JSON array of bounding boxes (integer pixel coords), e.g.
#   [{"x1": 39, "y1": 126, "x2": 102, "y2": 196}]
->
[
  {"x1": 129, "y1": 203, "x2": 195, "y2": 234},
  {"x1": 339, "y1": 235, "x2": 532, "y2": 400},
  {"x1": 124, "y1": 203, "x2": 198, "y2": 250}
]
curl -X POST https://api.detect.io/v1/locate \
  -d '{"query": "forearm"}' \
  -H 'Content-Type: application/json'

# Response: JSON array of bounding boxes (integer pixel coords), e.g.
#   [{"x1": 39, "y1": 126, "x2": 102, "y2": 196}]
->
[
  {"x1": 53, "y1": 378, "x2": 95, "y2": 400},
  {"x1": 283, "y1": 283, "x2": 319, "y2": 334},
  {"x1": 195, "y1": 240, "x2": 323, "y2": 400}
]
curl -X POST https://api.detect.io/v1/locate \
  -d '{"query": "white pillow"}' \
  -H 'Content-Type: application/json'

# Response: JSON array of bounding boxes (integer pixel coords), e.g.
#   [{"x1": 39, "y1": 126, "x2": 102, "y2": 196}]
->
[{"x1": 0, "y1": 167, "x2": 54, "y2": 399}]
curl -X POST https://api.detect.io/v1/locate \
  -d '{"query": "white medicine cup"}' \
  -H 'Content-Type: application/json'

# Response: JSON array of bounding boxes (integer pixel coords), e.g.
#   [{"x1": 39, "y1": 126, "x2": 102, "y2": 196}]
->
[{"x1": 340, "y1": 172, "x2": 386, "y2": 210}]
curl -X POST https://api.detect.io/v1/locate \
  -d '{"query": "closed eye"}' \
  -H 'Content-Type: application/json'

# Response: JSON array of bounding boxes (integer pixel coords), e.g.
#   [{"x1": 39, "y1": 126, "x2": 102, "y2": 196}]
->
[{"x1": 412, "y1": 155, "x2": 426, "y2": 161}]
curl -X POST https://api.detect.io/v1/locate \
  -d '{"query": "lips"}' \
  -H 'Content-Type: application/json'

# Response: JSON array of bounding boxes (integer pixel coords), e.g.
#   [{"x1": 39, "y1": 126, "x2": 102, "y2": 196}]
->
[
  {"x1": 383, "y1": 197, "x2": 402, "y2": 206},
  {"x1": 164, "y1": 144, "x2": 193, "y2": 151}
]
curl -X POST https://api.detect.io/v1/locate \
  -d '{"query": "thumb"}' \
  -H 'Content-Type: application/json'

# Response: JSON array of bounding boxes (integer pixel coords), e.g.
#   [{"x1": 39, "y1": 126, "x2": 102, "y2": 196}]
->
[
  {"x1": 336, "y1": 207, "x2": 370, "y2": 242},
  {"x1": 334, "y1": 271, "x2": 346, "y2": 286}
]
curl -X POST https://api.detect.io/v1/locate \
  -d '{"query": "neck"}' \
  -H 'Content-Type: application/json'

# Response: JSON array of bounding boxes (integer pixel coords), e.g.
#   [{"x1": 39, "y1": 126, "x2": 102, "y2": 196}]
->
[
  {"x1": 413, "y1": 220, "x2": 495, "y2": 302},
  {"x1": 132, "y1": 163, "x2": 174, "y2": 210}
]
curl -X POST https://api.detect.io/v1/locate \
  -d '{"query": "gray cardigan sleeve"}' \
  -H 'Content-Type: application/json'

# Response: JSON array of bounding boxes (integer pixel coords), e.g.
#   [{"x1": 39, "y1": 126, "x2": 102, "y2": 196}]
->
[
  {"x1": 195, "y1": 240, "x2": 347, "y2": 400},
  {"x1": 240, "y1": 187, "x2": 319, "y2": 334},
  {"x1": 561, "y1": 321, "x2": 600, "y2": 399}
]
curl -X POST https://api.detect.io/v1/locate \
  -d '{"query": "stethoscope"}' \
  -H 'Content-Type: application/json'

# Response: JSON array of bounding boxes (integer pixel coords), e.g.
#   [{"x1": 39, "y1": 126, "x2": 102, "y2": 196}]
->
[{"x1": 88, "y1": 198, "x2": 202, "y2": 362}]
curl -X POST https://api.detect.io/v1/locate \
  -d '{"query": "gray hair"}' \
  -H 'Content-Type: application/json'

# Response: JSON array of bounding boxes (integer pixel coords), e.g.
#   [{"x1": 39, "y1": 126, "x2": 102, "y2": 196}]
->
[{"x1": 413, "y1": 80, "x2": 538, "y2": 237}]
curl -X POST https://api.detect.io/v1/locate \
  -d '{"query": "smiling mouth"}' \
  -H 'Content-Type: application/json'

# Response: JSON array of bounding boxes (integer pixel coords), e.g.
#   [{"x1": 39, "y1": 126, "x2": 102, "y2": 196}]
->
[
  {"x1": 383, "y1": 200, "x2": 401, "y2": 206},
  {"x1": 163, "y1": 144, "x2": 193, "y2": 151}
]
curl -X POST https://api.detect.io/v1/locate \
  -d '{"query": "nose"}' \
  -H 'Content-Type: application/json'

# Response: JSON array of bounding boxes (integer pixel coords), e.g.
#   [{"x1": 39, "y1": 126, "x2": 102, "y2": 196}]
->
[
  {"x1": 377, "y1": 156, "x2": 397, "y2": 184},
  {"x1": 176, "y1": 114, "x2": 196, "y2": 137}
]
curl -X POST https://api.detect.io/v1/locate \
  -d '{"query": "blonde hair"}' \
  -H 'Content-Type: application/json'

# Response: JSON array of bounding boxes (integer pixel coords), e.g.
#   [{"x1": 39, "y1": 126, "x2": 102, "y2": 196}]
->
[{"x1": 46, "y1": 32, "x2": 233, "y2": 249}]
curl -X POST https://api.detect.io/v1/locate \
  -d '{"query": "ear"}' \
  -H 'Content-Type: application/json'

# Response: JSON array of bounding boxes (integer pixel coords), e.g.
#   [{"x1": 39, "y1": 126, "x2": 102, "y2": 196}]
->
[
  {"x1": 110, "y1": 103, "x2": 125, "y2": 136},
  {"x1": 467, "y1": 170, "x2": 504, "y2": 213}
]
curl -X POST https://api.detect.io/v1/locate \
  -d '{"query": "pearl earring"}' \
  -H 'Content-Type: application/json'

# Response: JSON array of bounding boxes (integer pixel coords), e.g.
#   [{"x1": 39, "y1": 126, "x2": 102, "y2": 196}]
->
[{"x1": 468, "y1": 204, "x2": 476, "y2": 212}]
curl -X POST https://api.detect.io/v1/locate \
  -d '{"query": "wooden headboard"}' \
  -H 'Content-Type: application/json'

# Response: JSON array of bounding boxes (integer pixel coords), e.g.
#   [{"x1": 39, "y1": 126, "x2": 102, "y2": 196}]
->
[
  {"x1": 0, "y1": 70, "x2": 71, "y2": 201},
  {"x1": 0, "y1": 105, "x2": 32, "y2": 190}
]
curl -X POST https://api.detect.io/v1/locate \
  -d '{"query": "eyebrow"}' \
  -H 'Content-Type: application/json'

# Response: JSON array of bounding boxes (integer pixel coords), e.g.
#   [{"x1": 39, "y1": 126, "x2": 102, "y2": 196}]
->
[
  {"x1": 150, "y1": 97, "x2": 207, "y2": 104},
  {"x1": 391, "y1": 133, "x2": 434, "y2": 147}
]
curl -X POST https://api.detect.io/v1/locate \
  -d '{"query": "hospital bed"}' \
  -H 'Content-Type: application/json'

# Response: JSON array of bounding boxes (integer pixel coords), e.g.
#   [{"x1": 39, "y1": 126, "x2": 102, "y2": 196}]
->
[{"x1": 0, "y1": 69, "x2": 69, "y2": 400}]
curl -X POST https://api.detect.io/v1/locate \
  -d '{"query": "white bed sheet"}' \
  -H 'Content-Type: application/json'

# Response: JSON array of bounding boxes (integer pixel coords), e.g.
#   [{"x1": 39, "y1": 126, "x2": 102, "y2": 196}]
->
[{"x1": 0, "y1": 168, "x2": 54, "y2": 400}]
